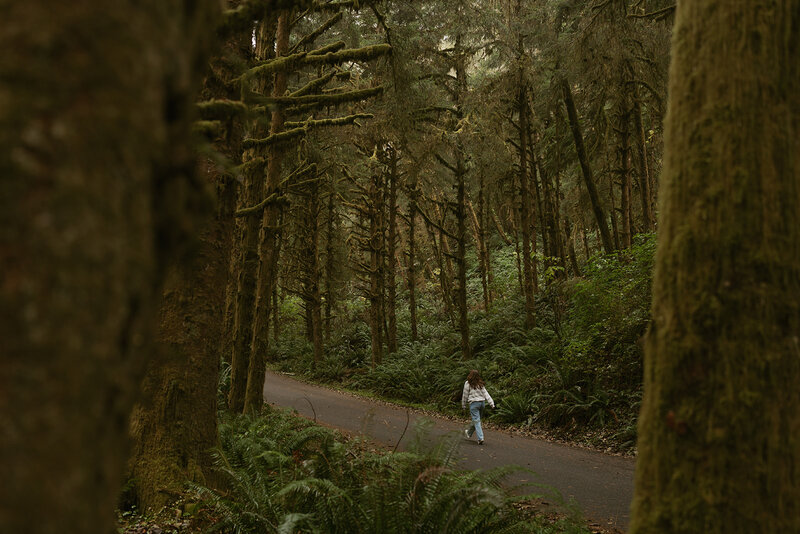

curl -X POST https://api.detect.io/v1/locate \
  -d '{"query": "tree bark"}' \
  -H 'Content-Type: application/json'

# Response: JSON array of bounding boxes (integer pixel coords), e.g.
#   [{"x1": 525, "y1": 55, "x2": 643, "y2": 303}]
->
[
  {"x1": 208, "y1": 5, "x2": 251, "y2": 369},
  {"x1": 0, "y1": 1, "x2": 219, "y2": 532},
  {"x1": 245, "y1": 11, "x2": 290, "y2": 413},
  {"x1": 128, "y1": 206, "x2": 227, "y2": 511},
  {"x1": 324, "y1": 175, "x2": 336, "y2": 343},
  {"x1": 562, "y1": 78, "x2": 615, "y2": 254},
  {"x1": 230, "y1": 18, "x2": 276, "y2": 413},
  {"x1": 631, "y1": 2, "x2": 800, "y2": 532},
  {"x1": 407, "y1": 179, "x2": 419, "y2": 341},
  {"x1": 518, "y1": 84, "x2": 537, "y2": 328},
  {"x1": 479, "y1": 173, "x2": 495, "y2": 305},
  {"x1": 385, "y1": 146, "x2": 398, "y2": 353},
  {"x1": 454, "y1": 157, "x2": 471, "y2": 359},
  {"x1": 617, "y1": 92, "x2": 633, "y2": 248},
  {"x1": 308, "y1": 176, "x2": 323, "y2": 364},
  {"x1": 632, "y1": 82, "x2": 654, "y2": 233},
  {"x1": 368, "y1": 172, "x2": 385, "y2": 368}
]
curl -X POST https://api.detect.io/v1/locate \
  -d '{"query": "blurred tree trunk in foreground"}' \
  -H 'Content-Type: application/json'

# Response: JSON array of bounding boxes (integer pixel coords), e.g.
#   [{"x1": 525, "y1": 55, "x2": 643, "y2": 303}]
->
[
  {"x1": 128, "y1": 199, "x2": 229, "y2": 511},
  {"x1": 632, "y1": 1, "x2": 800, "y2": 532},
  {"x1": 0, "y1": 1, "x2": 220, "y2": 532}
]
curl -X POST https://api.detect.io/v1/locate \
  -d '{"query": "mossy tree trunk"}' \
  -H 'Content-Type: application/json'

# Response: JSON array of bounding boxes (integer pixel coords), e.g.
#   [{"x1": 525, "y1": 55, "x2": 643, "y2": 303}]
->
[
  {"x1": 324, "y1": 175, "x2": 337, "y2": 343},
  {"x1": 406, "y1": 176, "x2": 419, "y2": 341},
  {"x1": 0, "y1": 1, "x2": 220, "y2": 532},
  {"x1": 212, "y1": 3, "x2": 252, "y2": 368},
  {"x1": 617, "y1": 94, "x2": 632, "y2": 249},
  {"x1": 368, "y1": 172, "x2": 385, "y2": 368},
  {"x1": 454, "y1": 155, "x2": 472, "y2": 359},
  {"x1": 385, "y1": 144, "x2": 399, "y2": 354},
  {"x1": 517, "y1": 83, "x2": 537, "y2": 329},
  {"x1": 304, "y1": 174, "x2": 324, "y2": 364},
  {"x1": 562, "y1": 78, "x2": 615, "y2": 254},
  {"x1": 230, "y1": 17, "x2": 276, "y2": 413},
  {"x1": 245, "y1": 10, "x2": 290, "y2": 413},
  {"x1": 476, "y1": 169, "x2": 494, "y2": 308},
  {"x1": 128, "y1": 5, "x2": 252, "y2": 508},
  {"x1": 632, "y1": 82, "x2": 654, "y2": 233},
  {"x1": 128, "y1": 205, "x2": 228, "y2": 511},
  {"x1": 631, "y1": 2, "x2": 800, "y2": 532}
]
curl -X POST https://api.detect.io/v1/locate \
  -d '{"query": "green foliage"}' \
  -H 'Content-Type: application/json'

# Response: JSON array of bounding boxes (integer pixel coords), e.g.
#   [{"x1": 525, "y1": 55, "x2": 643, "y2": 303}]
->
[
  {"x1": 193, "y1": 410, "x2": 584, "y2": 533},
  {"x1": 273, "y1": 235, "x2": 654, "y2": 452},
  {"x1": 493, "y1": 391, "x2": 540, "y2": 425},
  {"x1": 561, "y1": 234, "x2": 655, "y2": 390}
]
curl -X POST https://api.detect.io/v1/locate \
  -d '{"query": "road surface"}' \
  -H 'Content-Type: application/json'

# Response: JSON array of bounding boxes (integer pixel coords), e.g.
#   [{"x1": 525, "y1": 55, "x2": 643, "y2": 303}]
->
[{"x1": 263, "y1": 370, "x2": 635, "y2": 531}]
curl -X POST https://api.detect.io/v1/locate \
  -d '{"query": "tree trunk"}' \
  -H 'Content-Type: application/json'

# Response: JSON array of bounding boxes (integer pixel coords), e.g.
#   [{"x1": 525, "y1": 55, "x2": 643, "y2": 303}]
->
[
  {"x1": 272, "y1": 281, "x2": 281, "y2": 343},
  {"x1": 531, "y1": 151, "x2": 548, "y2": 259},
  {"x1": 128, "y1": 14, "x2": 250, "y2": 506},
  {"x1": 385, "y1": 146, "x2": 398, "y2": 353},
  {"x1": 632, "y1": 83, "x2": 654, "y2": 233},
  {"x1": 538, "y1": 157, "x2": 566, "y2": 277},
  {"x1": 480, "y1": 176, "x2": 495, "y2": 305},
  {"x1": 211, "y1": 12, "x2": 251, "y2": 368},
  {"x1": 368, "y1": 173, "x2": 385, "y2": 368},
  {"x1": 0, "y1": 2, "x2": 219, "y2": 532},
  {"x1": 561, "y1": 78, "x2": 615, "y2": 254},
  {"x1": 424, "y1": 214, "x2": 456, "y2": 326},
  {"x1": 607, "y1": 149, "x2": 622, "y2": 251},
  {"x1": 454, "y1": 159, "x2": 471, "y2": 359},
  {"x1": 518, "y1": 84, "x2": 537, "y2": 328},
  {"x1": 246, "y1": 11, "x2": 288, "y2": 413},
  {"x1": 324, "y1": 175, "x2": 336, "y2": 343},
  {"x1": 309, "y1": 176, "x2": 323, "y2": 364},
  {"x1": 407, "y1": 180, "x2": 419, "y2": 341},
  {"x1": 617, "y1": 93, "x2": 633, "y2": 248},
  {"x1": 229, "y1": 18, "x2": 275, "y2": 413},
  {"x1": 128, "y1": 206, "x2": 227, "y2": 511},
  {"x1": 631, "y1": 2, "x2": 800, "y2": 532}
]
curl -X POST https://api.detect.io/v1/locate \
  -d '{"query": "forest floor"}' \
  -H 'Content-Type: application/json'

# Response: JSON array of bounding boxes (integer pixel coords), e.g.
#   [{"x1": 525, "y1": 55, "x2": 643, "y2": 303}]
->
[{"x1": 262, "y1": 370, "x2": 634, "y2": 533}]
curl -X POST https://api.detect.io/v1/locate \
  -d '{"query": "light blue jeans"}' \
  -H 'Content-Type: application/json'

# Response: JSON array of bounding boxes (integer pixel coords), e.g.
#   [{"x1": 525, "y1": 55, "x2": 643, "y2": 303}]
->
[{"x1": 466, "y1": 401, "x2": 485, "y2": 441}]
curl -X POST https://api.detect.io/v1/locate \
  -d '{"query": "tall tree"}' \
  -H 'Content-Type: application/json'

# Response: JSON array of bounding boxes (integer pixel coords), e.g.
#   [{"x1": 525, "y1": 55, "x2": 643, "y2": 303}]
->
[
  {"x1": 516, "y1": 81, "x2": 538, "y2": 328},
  {"x1": 562, "y1": 79, "x2": 615, "y2": 254},
  {"x1": 126, "y1": 5, "x2": 254, "y2": 507},
  {"x1": 128, "y1": 199, "x2": 228, "y2": 511},
  {"x1": 229, "y1": 17, "x2": 277, "y2": 413},
  {"x1": 631, "y1": 2, "x2": 800, "y2": 532},
  {"x1": 245, "y1": 9, "x2": 291, "y2": 413},
  {"x1": 384, "y1": 144, "x2": 400, "y2": 354}
]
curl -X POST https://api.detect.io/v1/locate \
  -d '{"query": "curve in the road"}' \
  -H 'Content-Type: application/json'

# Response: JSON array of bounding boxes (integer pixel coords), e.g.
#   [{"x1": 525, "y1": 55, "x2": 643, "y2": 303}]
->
[{"x1": 263, "y1": 370, "x2": 634, "y2": 532}]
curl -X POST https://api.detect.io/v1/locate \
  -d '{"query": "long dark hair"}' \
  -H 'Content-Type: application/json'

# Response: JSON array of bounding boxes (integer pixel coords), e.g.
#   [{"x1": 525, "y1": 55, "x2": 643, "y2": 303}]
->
[{"x1": 467, "y1": 369, "x2": 484, "y2": 388}]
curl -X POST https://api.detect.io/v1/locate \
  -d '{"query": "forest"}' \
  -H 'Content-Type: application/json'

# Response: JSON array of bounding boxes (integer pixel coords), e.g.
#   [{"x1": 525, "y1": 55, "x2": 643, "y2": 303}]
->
[{"x1": 2, "y1": 1, "x2": 799, "y2": 534}]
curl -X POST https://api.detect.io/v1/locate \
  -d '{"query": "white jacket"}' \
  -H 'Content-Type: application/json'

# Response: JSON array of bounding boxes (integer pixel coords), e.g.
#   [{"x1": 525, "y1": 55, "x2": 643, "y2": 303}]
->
[{"x1": 462, "y1": 381, "x2": 494, "y2": 409}]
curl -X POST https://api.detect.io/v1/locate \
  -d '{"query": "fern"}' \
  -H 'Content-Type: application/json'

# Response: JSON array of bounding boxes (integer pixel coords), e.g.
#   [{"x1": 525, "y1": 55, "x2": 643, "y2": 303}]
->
[{"x1": 193, "y1": 410, "x2": 589, "y2": 534}]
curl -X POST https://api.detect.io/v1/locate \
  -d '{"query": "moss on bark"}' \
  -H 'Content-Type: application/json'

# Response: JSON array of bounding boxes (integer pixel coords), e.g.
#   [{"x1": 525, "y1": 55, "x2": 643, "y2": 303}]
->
[{"x1": 631, "y1": 2, "x2": 800, "y2": 532}]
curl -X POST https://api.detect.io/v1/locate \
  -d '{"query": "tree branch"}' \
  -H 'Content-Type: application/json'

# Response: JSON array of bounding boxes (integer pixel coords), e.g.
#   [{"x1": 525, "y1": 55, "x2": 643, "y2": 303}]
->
[{"x1": 288, "y1": 12, "x2": 343, "y2": 54}]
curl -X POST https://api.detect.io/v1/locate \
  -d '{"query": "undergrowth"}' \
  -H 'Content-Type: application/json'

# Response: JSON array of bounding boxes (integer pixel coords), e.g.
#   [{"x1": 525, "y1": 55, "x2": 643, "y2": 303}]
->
[
  {"x1": 186, "y1": 409, "x2": 589, "y2": 533},
  {"x1": 272, "y1": 235, "x2": 655, "y2": 454}
]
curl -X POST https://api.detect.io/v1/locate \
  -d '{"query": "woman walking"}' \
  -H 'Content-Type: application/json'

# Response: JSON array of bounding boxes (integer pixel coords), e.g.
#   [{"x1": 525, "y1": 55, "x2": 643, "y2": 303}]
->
[{"x1": 462, "y1": 369, "x2": 495, "y2": 445}]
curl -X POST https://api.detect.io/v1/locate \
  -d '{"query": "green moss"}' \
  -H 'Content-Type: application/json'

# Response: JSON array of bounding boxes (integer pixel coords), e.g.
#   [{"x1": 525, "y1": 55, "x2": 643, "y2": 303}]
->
[{"x1": 196, "y1": 99, "x2": 248, "y2": 120}]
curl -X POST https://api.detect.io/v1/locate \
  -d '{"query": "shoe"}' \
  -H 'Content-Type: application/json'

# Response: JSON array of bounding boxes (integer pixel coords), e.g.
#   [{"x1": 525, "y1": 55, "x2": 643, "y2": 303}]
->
[
  {"x1": 478, "y1": 440, "x2": 484, "y2": 445},
  {"x1": 464, "y1": 429, "x2": 470, "y2": 439}
]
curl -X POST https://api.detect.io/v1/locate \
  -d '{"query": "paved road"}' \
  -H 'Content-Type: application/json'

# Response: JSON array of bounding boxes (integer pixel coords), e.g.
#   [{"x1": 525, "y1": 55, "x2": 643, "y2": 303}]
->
[{"x1": 263, "y1": 370, "x2": 635, "y2": 532}]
